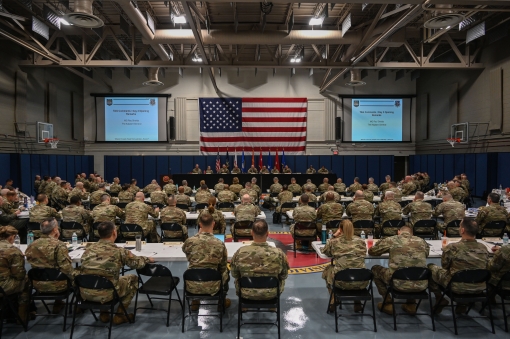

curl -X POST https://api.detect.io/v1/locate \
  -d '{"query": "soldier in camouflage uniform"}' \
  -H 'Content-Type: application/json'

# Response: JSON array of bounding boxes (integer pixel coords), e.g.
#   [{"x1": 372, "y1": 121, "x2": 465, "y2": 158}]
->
[
  {"x1": 34, "y1": 175, "x2": 41, "y2": 193},
  {"x1": 317, "y1": 193, "x2": 344, "y2": 232},
  {"x1": 460, "y1": 174, "x2": 470, "y2": 192},
  {"x1": 290, "y1": 194, "x2": 319, "y2": 237},
  {"x1": 346, "y1": 191, "x2": 375, "y2": 236},
  {"x1": 263, "y1": 177, "x2": 283, "y2": 208},
  {"x1": 62, "y1": 196, "x2": 92, "y2": 237},
  {"x1": 126, "y1": 179, "x2": 140, "y2": 195},
  {"x1": 182, "y1": 213, "x2": 230, "y2": 310},
  {"x1": 401, "y1": 176, "x2": 417, "y2": 196},
  {"x1": 205, "y1": 166, "x2": 214, "y2": 174},
  {"x1": 334, "y1": 178, "x2": 346, "y2": 194},
  {"x1": 29, "y1": 194, "x2": 61, "y2": 239},
  {"x1": 0, "y1": 226, "x2": 30, "y2": 322},
  {"x1": 217, "y1": 184, "x2": 236, "y2": 209},
  {"x1": 219, "y1": 164, "x2": 230, "y2": 174},
  {"x1": 306, "y1": 165, "x2": 316, "y2": 174},
  {"x1": 347, "y1": 177, "x2": 362, "y2": 194},
  {"x1": 69, "y1": 182, "x2": 89, "y2": 201},
  {"x1": 181, "y1": 180, "x2": 192, "y2": 196},
  {"x1": 319, "y1": 186, "x2": 341, "y2": 203},
  {"x1": 52, "y1": 181, "x2": 70, "y2": 210},
  {"x1": 247, "y1": 165, "x2": 258, "y2": 174},
  {"x1": 118, "y1": 184, "x2": 134, "y2": 204},
  {"x1": 321, "y1": 220, "x2": 367, "y2": 312},
  {"x1": 428, "y1": 218, "x2": 488, "y2": 314},
  {"x1": 90, "y1": 183, "x2": 110, "y2": 205},
  {"x1": 0, "y1": 196, "x2": 28, "y2": 231},
  {"x1": 367, "y1": 177, "x2": 379, "y2": 194},
  {"x1": 239, "y1": 182, "x2": 258, "y2": 204},
  {"x1": 402, "y1": 191, "x2": 434, "y2": 234},
  {"x1": 369, "y1": 226, "x2": 430, "y2": 315},
  {"x1": 302, "y1": 179, "x2": 317, "y2": 193},
  {"x1": 197, "y1": 197, "x2": 226, "y2": 234},
  {"x1": 318, "y1": 178, "x2": 330, "y2": 193},
  {"x1": 375, "y1": 191, "x2": 402, "y2": 237},
  {"x1": 433, "y1": 193, "x2": 465, "y2": 236},
  {"x1": 160, "y1": 195, "x2": 188, "y2": 239},
  {"x1": 87, "y1": 177, "x2": 99, "y2": 194},
  {"x1": 283, "y1": 165, "x2": 292, "y2": 174},
  {"x1": 231, "y1": 165, "x2": 241, "y2": 174},
  {"x1": 379, "y1": 176, "x2": 392, "y2": 194},
  {"x1": 192, "y1": 164, "x2": 202, "y2": 174},
  {"x1": 25, "y1": 218, "x2": 75, "y2": 314},
  {"x1": 78, "y1": 221, "x2": 153, "y2": 324},
  {"x1": 275, "y1": 185, "x2": 294, "y2": 225},
  {"x1": 150, "y1": 186, "x2": 167, "y2": 206},
  {"x1": 214, "y1": 178, "x2": 225, "y2": 193},
  {"x1": 440, "y1": 181, "x2": 464, "y2": 202},
  {"x1": 318, "y1": 166, "x2": 329, "y2": 174},
  {"x1": 476, "y1": 193, "x2": 509, "y2": 236},
  {"x1": 233, "y1": 195, "x2": 261, "y2": 237},
  {"x1": 251, "y1": 178, "x2": 261, "y2": 197},
  {"x1": 229, "y1": 177, "x2": 243, "y2": 197},
  {"x1": 361, "y1": 184, "x2": 374, "y2": 203},
  {"x1": 270, "y1": 167, "x2": 280, "y2": 174},
  {"x1": 386, "y1": 182, "x2": 403, "y2": 202},
  {"x1": 163, "y1": 179, "x2": 177, "y2": 196},
  {"x1": 488, "y1": 244, "x2": 510, "y2": 291},
  {"x1": 260, "y1": 166, "x2": 269, "y2": 174},
  {"x1": 195, "y1": 185, "x2": 212, "y2": 204},
  {"x1": 175, "y1": 186, "x2": 191, "y2": 209},
  {"x1": 91, "y1": 195, "x2": 125, "y2": 238},
  {"x1": 143, "y1": 180, "x2": 160, "y2": 195},
  {"x1": 124, "y1": 192, "x2": 160, "y2": 243},
  {"x1": 109, "y1": 177, "x2": 122, "y2": 195},
  {"x1": 38, "y1": 176, "x2": 50, "y2": 194},
  {"x1": 44, "y1": 177, "x2": 57, "y2": 198},
  {"x1": 303, "y1": 186, "x2": 318, "y2": 203},
  {"x1": 287, "y1": 178, "x2": 302, "y2": 195},
  {"x1": 231, "y1": 220, "x2": 289, "y2": 300}
]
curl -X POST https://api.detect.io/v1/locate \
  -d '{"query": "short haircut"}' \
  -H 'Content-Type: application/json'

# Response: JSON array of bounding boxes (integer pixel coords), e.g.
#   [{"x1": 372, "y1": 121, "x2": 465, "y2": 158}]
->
[
  {"x1": 40, "y1": 218, "x2": 58, "y2": 235},
  {"x1": 415, "y1": 191, "x2": 424, "y2": 199},
  {"x1": 385, "y1": 191, "x2": 395, "y2": 199},
  {"x1": 460, "y1": 218, "x2": 478, "y2": 236},
  {"x1": 178, "y1": 186, "x2": 184, "y2": 193},
  {"x1": 97, "y1": 221, "x2": 115, "y2": 238},
  {"x1": 488, "y1": 192, "x2": 500, "y2": 204},
  {"x1": 0, "y1": 226, "x2": 18, "y2": 239},
  {"x1": 362, "y1": 184, "x2": 368, "y2": 190},
  {"x1": 37, "y1": 194, "x2": 47, "y2": 203},
  {"x1": 98, "y1": 183, "x2": 106, "y2": 188},
  {"x1": 252, "y1": 220, "x2": 268, "y2": 237},
  {"x1": 6, "y1": 191, "x2": 16, "y2": 198},
  {"x1": 233, "y1": 177, "x2": 239, "y2": 184},
  {"x1": 201, "y1": 184, "x2": 208, "y2": 190},
  {"x1": 219, "y1": 178, "x2": 224, "y2": 183},
  {"x1": 400, "y1": 225, "x2": 413, "y2": 234},
  {"x1": 282, "y1": 184, "x2": 288, "y2": 190},
  {"x1": 300, "y1": 194, "x2": 309, "y2": 203},
  {"x1": 100, "y1": 194, "x2": 110, "y2": 202},
  {"x1": 390, "y1": 181, "x2": 397, "y2": 187},
  {"x1": 326, "y1": 192, "x2": 335, "y2": 201},
  {"x1": 198, "y1": 212, "x2": 214, "y2": 227},
  {"x1": 122, "y1": 184, "x2": 130, "y2": 191},
  {"x1": 354, "y1": 177, "x2": 359, "y2": 182},
  {"x1": 60, "y1": 181, "x2": 67, "y2": 187},
  {"x1": 70, "y1": 195, "x2": 81, "y2": 204},
  {"x1": 131, "y1": 179, "x2": 137, "y2": 184}
]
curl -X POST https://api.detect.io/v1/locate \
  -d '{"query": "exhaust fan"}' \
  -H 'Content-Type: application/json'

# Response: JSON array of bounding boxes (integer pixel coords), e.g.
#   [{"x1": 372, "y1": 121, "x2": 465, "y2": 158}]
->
[
  {"x1": 424, "y1": 4, "x2": 464, "y2": 29},
  {"x1": 345, "y1": 69, "x2": 366, "y2": 87},
  {"x1": 143, "y1": 68, "x2": 164, "y2": 86},
  {"x1": 64, "y1": 0, "x2": 104, "y2": 28}
]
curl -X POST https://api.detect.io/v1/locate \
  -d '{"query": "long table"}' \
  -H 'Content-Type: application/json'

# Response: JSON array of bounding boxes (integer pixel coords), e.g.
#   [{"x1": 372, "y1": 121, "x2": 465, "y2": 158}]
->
[{"x1": 185, "y1": 211, "x2": 266, "y2": 220}]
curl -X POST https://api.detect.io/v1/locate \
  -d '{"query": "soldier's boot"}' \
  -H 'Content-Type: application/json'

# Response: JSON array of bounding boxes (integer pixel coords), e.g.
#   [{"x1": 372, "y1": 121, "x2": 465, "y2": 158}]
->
[
  {"x1": 218, "y1": 298, "x2": 231, "y2": 311},
  {"x1": 17, "y1": 304, "x2": 28, "y2": 326},
  {"x1": 113, "y1": 306, "x2": 134, "y2": 325},
  {"x1": 52, "y1": 299, "x2": 66, "y2": 314},
  {"x1": 99, "y1": 311, "x2": 111, "y2": 323},
  {"x1": 433, "y1": 293, "x2": 449, "y2": 314},
  {"x1": 455, "y1": 303, "x2": 468, "y2": 315},
  {"x1": 401, "y1": 299, "x2": 417, "y2": 315},
  {"x1": 377, "y1": 296, "x2": 393, "y2": 315},
  {"x1": 327, "y1": 288, "x2": 335, "y2": 313},
  {"x1": 190, "y1": 300, "x2": 200, "y2": 311},
  {"x1": 353, "y1": 301, "x2": 363, "y2": 313}
]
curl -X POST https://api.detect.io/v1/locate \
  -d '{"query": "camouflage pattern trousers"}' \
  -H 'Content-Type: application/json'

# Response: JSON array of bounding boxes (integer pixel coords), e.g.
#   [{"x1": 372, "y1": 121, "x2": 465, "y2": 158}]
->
[
  {"x1": 1, "y1": 277, "x2": 29, "y2": 306},
  {"x1": 80, "y1": 274, "x2": 138, "y2": 308},
  {"x1": 371, "y1": 265, "x2": 392, "y2": 297}
]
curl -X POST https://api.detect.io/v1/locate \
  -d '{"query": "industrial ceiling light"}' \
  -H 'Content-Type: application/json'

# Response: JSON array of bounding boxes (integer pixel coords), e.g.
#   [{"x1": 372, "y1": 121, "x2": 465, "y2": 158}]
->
[
  {"x1": 192, "y1": 54, "x2": 203, "y2": 62},
  {"x1": 142, "y1": 68, "x2": 164, "y2": 86},
  {"x1": 290, "y1": 57, "x2": 302, "y2": 63},
  {"x1": 63, "y1": 0, "x2": 104, "y2": 28},
  {"x1": 309, "y1": 17, "x2": 324, "y2": 26},
  {"x1": 59, "y1": 18, "x2": 72, "y2": 25},
  {"x1": 424, "y1": 4, "x2": 464, "y2": 29},
  {"x1": 172, "y1": 15, "x2": 186, "y2": 24},
  {"x1": 345, "y1": 69, "x2": 366, "y2": 87}
]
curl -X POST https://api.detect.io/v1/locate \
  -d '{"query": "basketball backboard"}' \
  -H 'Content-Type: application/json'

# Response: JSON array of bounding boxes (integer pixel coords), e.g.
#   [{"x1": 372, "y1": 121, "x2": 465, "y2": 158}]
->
[{"x1": 37, "y1": 122, "x2": 53, "y2": 143}]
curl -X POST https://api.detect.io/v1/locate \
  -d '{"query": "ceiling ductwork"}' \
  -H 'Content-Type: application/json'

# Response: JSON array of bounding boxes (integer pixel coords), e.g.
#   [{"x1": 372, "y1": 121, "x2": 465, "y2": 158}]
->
[
  {"x1": 64, "y1": 0, "x2": 104, "y2": 28},
  {"x1": 424, "y1": 4, "x2": 464, "y2": 29},
  {"x1": 143, "y1": 68, "x2": 164, "y2": 86},
  {"x1": 345, "y1": 69, "x2": 366, "y2": 87}
]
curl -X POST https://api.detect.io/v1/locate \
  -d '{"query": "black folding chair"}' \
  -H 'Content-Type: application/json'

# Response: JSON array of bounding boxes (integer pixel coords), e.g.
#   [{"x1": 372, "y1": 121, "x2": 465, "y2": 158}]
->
[
  {"x1": 91, "y1": 222, "x2": 102, "y2": 241},
  {"x1": 89, "y1": 204, "x2": 99, "y2": 210},
  {"x1": 479, "y1": 221, "x2": 507, "y2": 239},
  {"x1": 237, "y1": 277, "x2": 281, "y2": 339},
  {"x1": 119, "y1": 224, "x2": 145, "y2": 241},
  {"x1": 413, "y1": 220, "x2": 437, "y2": 239},
  {"x1": 398, "y1": 201, "x2": 410, "y2": 208},
  {"x1": 233, "y1": 221, "x2": 254, "y2": 242},
  {"x1": 353, "y1": 220, "x2": 375, "y2": 237},
  {"x1": 434, "y1": 269, "x2": 494, "y2": 335},
  {"x1": 195, "y1": 203, "x2": 208, "y2": 211},
  {"x1": 291, "y1": 222, "x2": 318, "y2": 258},
  {"x1": 150, "y1": 203, "x2": 165, "y2": 209},
  {"x1": 307, "y1": 202, "x2": 317, "y2": 208},
  {"x1": 445, "y1": 219, "x2": 462, "y2": 237},
  {"x1": 70, "y1": 275, "x2": 132, "y2": 339},
  {"x1": 380, "y1": 220, "x2": 406, "y2": 238},
  {"x1": 492, "y1": 271, "x2": 510, "y2": 332},
  {"x1": 27, "y1": 268, "x2": 74, "y2": 331},
  {"x1": 144, "y1": 193, "x2": 151, "y2": 198},
  {"x1": 0, "y1": 285, "x2": 28, "y2": 336},
  {"x1": 160, "y1": 223, "x2": 186, "y2": 242},
  {"x1": 379, "y1": 267, "x2": 435, "y2": 331},
  {"x1": 109, "y1": 192, "x2": 119, "y2": 198},
  {"x1": 134, "y1": 264, "x2": 183, "y2": 327},
  {"x1": 325, "y1": 220, "x2": 342, "y2": 232},
  {"x1": 116, "y1": 202, "x2": 128, "y2": 210},
  {"x1": 27, "y1": 222, "x2": 41, "y2": 234},
  {"x1": 329, "y1": 268, "x2": 376, "y2": 333},
  {"x1": 176, "y1": 204, "x2": 189, "y2": 211},
  {"x1": 270, "y1": 192, "x2": 279, "y2": 198},
  {"x1": 60, "y1": 222, "x2": 88, "y2": 242},
  {"x1": 182, "y1": 268, "x2": 225, "y2": 333},
  {"x1": 217, "y1": 202, "x2": 235, "y2": 210},
  {"x1": 292, "y1": 192, "x2": 301, "y2": 197}
]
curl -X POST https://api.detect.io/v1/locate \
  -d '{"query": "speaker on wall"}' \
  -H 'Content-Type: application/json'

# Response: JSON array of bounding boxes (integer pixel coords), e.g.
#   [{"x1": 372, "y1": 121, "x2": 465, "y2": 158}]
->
[
  {"x1": 168, "y1": 116, "x2": 175, "y2": 141},
  {"x1": 335, "y1": 117, "x2": 342, "y2": 140}
]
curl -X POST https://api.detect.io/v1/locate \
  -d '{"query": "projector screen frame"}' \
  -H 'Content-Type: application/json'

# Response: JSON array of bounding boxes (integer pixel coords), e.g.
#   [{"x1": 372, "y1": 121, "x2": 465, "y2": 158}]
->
[
  {"x1": 91, "y1": 93, "x2": 171, "y2": 143},
  {"x1": 338, "y1": 94, "x2": 415, "y2": 143}
]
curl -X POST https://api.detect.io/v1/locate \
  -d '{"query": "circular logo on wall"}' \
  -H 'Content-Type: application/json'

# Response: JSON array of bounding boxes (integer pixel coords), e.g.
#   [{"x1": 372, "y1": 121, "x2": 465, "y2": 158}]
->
[{"x1": 162, "y1": 176, "x2": 170, "y2": 183}]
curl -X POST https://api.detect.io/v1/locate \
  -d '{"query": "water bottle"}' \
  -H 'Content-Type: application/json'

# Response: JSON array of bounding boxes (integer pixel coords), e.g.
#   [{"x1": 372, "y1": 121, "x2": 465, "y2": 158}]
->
[
  {"x1": 503, "y1": 233, "x2": 509, "y2": 246},
  {"x1": 135, "y1": 235, "x2": 142, "y2": 251},
  {"x1": 14, "y1": 234, "x2": 20, "y2": 249},
  {"x1": 72, "y1": 232, "x2": 78, "y2": 246},
  {"x1": 328, "y1": 230, "x2": 333, "y2": 240},
  {"x1": 27, "y1": 231, "x2": 34, "y2": 245},
  {"x1": 361, "y1": 230, "x2": 366, "y2": 240},
  {"x1": 373, "y1": 203, "x2": 376, "y2": 209},
  {"x1": 322, "y1": 225, "x2": 327, "y2": 244},
  {"x1": 23, "y1": 197, "x2": 28, "y2": 209}
]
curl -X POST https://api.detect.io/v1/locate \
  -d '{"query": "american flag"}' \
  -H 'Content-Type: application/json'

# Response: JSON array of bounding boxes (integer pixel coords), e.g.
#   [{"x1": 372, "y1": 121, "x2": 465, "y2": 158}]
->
[{"x1": 199, "y1": 98, "x2": 307, "y2": 155}]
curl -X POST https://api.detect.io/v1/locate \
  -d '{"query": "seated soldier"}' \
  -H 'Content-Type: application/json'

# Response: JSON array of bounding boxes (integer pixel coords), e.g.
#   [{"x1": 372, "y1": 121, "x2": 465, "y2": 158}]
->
[
  {"x1": 205, "y1": 166, "x2": 214, "y2": 174},
  {"x1": 263, "y1": 177, "x2": 283, "y2": 209},
  {"x1": 260, "y1": 166, "x2": 269, "y2": 174},
  {"x1": 128, "y1": 179, "x2": 140, "y2": 194},
  {"x1": 306, "y1": 165, "x2": 316, "y2": 174},
  {"x1": 231, "y1": 165, "x2": 241, "y2": 174},
  {"x1": 271, "y1": 167, "x2": 280, "y2": 174},
  {"x1": 283, "y1": 165, "x2": 292, "y2": 174},
  {"x1": 276, "y1": 185, "x2": 293, "y2": 224},
  {"x1": 346, "y1": 191, "x2": 375, "y2": 236},
  {"x1": 488, "y1": 243, "x2": 510, "y2": 296},
  {"x1": 149, "y1": 186, "x2": 167, "y2": 206},
  {"x1": 318, "y1": 178, "x2": 330, "y2": 193},
  {"x1": 303, "y1": 186, "x2": 318, "y2": 203},
  {"x1": 214, "y1": 178, "x2": 225, "y2": 193},
  {"x1": 318, "y1": 166, "x2": 329, "y2": 174},
  {"x1": 142, "y1": 180, "x2": 159, "y2": 195},
  {"x1": 347, "y1": 177, "x2": 362, "y2": 193},
  {"x1": 367, "y1": 177, "x2": 379, "y2": 194},
  {"x1": 163, "y1": 179, "x2": 177, "y2": 196},
  {"x1": 197, "y1": 197, "x2": 226, "y2": 234},
  {"x1": 402, "y1": 191, "x2": 434, "y2": 233},
  {"x1": 375, "y1": 191, "x2": 402, "y2": 237},
  {"x1": 302, "y1": 179, "x2": 317, "y2": 192},
  {"x1": 476, "y1": 193, "x2": 509, "y2": 237},
  {"x1": 160, "y1": 195, "x2": 188, "y2": 240},
  {"x1": 181, "y1": 180, "x2": 193, "y2": 196},
  {"x1": 90, "y1": 183, "x2": 110, "y2": 205},
  {"x1": 29, "y1": 194, "x2": 61, "y2": 238},
  {"x1": 233, "y1": 194, "x2": 261, "y2": 238},
  {"x1": 61, "y1": 196, "x2": 92, "y2": 238},
  {"x1": 333, "y1": 178, "x2": 346, "y2": 194},
  {"x1": 229, "y1": 178, "x2": 243, "y2": 197},
  {"x1": 386, "y1": 181, "x2": 403, "y2": 202},
  {"x1": 361, "y1": 184, "x2": 374, "y2": 203},
  {"x1": 0, "y1": 195, "x2": 28, "y2": 232},
  {"x1": 290, "y1": 195, "x2": 319, "y2": 247},
  {"x1": 124, "y1": 192, "x2": 160, "y2": 243},
  {"x1": 287, "y1": 178, "x2": 302, "y2": 195},
  {"x1": 433, "y1": 193, "x2": 464, "y2": 236},
  {"x1": 217, "y1": 184, "x2": 236, "y2": 211},
  {"x1": 247, "y1": 165, "x2": 258, "y2": 174},
  {"x1": 195, "y1": 184, "x2": 212, "y2": 204},
  {"x1": 379, "y1": 176, "x2": 392, "y2": 194},
  {"x1": 319, "y1": 186, "x2": 340, "y2": 203},
  {"x1": 118, "y1": 184, "x2": 134, "y2": 203},
  {"x1": 317, "y1": 192, "x2": 344, "y2": 232},
  {"x1": 175, "y1": 186, "x2": 192, "y2": 208}
]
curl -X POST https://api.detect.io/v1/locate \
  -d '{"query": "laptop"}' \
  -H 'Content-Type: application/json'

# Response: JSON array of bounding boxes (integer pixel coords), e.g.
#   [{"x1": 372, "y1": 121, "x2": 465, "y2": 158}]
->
[{"x1": 214, "y1": 234, "x2": 225, "y2": 242}]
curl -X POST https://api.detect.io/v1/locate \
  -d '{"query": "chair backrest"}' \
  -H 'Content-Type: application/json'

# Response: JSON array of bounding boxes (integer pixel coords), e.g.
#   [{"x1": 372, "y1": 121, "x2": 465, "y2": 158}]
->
[
  {"x1": 391, "y1": 267, "x2": 430, "y2": 282},
  {"x1": 119, "y1": 224, "x2": 144, "y2": 238},
  {"x1": 382, "y1": 220, "x2": 406, "y2": 229},
  {"x1": 445, "y1": 219, "x2": 462, "y2": 237},
  {"x1": 413, "y1": 219, "x2": 437, "y2": 229},
  {"x1": 450, "y1": 269, "x2": 491, "y2": 284},
  {"x1": 151, "y1": 203, "x2": 165, "y2": 209},
  {"x1": 481, "y1": 221, "x2": 507, "y2": 237},
  {"x1": 144, "y1": 193, "x2": 151, "y2": 198},
  {"x1": 326, "y1": 220, "x2": 342, "y2": 229},
  {"x1": 281, "y1": 202, "x2": 297, "y2": 209},
  {"x1": 160, "y1": 223, "x2": 183, "y2": 232},
  {"x1": 116, "y1": 202, "x2": 128, "y2": 209},
  {"x1": 292, "y1": 192, "x2": 301, "y2": 197},
  {"x1": 176, "y1": 204, "x2": 189, "y2": 210},
  {"x1": 307, "y1": 202, "x2": 316, "y2": 208},
  {"x1": 27, "y1": 221, "x2": 41, "y2": 232},
  {"x1": 195, "y1": 203, "x2": 208, "y2": 211},
  {"x1": 90, "y1": 204, "x2": 98, "y2": 210},
  {"x1": 334, "y1": 268, "x2": 373, "y2": 282},
  {"x1": 217, "y1": 202, "x2": 235, "y2": 209},
  {"x1": 136, "y1": 263, "x2": 172, "y2": 277},
  {"x1": 446, "y1": 219, "x2": 461, "y2": 229},
  {"x1": 28, "y1": 267, "x2": 71, "y2": 284},
  {"x1": 234, "y1": 220, "x2": 253, "y2": 229},
  {"x1": 239, "y1": 276, "x2": 279, "y2": 289},
  {"x1": 270, "y1": 192, "x2": 279, "y2": 198},
  {"x1": 75, "y1": 274, "x2": 115, "y2": 290},
  {"x1": 109, "y1": 192, "x2": 119, "y2": 197},
  {"x1": 183, "y1": 268, "x2": 221, "y2": 282},
  {"x1": 398, "y1": 201, "x2": 410, "y2": 208},
  {"x1": 295, "y1": 222, "x2": 316, "y2": 232},
  {"x1": 353, "y1": 220, "x2": 374, "y2": 229}
]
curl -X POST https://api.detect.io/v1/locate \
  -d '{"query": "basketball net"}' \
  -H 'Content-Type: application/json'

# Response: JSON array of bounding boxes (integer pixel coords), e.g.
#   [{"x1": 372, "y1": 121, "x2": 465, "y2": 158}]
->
[
  {"x1": 44, "y1": 138, "x2": 59, "y2": 149},
  {"x1": 446, "y1": 138, "x2": 460, "y2": 147}
]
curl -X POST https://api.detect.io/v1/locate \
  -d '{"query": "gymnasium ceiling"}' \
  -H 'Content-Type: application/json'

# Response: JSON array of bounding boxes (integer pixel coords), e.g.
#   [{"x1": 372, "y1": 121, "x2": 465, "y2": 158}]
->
[{"x1": 1, "y1": 0, "x2": 509, "y2": 91}]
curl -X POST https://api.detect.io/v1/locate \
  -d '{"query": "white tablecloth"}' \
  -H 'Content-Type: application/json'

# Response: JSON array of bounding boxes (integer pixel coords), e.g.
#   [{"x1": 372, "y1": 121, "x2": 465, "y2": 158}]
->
[{"x1": 185, "y1": 211, "x2": 266, "y2": 220}]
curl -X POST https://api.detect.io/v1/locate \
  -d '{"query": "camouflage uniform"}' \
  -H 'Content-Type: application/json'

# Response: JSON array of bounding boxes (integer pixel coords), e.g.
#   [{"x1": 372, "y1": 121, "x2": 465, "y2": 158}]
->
[
  {"x1": 247, "y1": 168, "x2": 258, "y2": 174},
  {"x1": 428, "y1": 239, "x2": 488, "y2": 294},
  {"x1": 321, "y1": 235, "x2": 368, "y2": 289},
  {"x1": 306, "y1": 168, "x2": 316, "y2": 174},
  {"x1": 346, "y1": 200, "x2": 374, "y2": 236},
  {"x1": 34, "y1": 180, "x2": 41, "y2": 193},
  {"x1": 61, "y1": 204, "x2": 92, "y2": 237},
  {"x1": 217, "y1": 190, "x2": 236, "y2": 209},
  {"x1": 449, "y1": 187, "x2": 465, "y2": 202},
  {"x1": 367, "y1": 183, "x2": 379, "y2": 194},
  {"x1": 90, "y1": 190, "x2": 109, "y2": 205},
  {"x1": 369, "y1": 231, "x2": 430, "y2": 296},
  {"x1": 0, "y1": 240, "x2": 28, "y2": 306},
  {"x1": 214, "y1": 183, "x2": 225, "y2": 192},
  {"x1": 127, "y1": 185, "x2": 140, "y2": 194},
  {"x1": 402, "y1": 200, "x2": 434, "y2": 234},
  {"x1": 69, "y1": 187, "x2": 89, "y2": 201},
  {"x1": 25, "y1": 234, "x2": 75, "y2": 292},
  {"x1": 263, "y1": 183, "x2": 283, "y2": 206},
  {"x1": 290, "y1": 204, "x2": 319, "y2": 236},
  {"x1": 182, "y1": 186, "x2": 193, "y2": 196},
  {"x1": 333, "y1": 183, "x2": 346, "y2": 193},
  {"x1": 143, "y1": 184, "x2": 159, "y2": 195},
  {"x1": 29, "y1": 204, "x2": 61, "y2": 238},
  {"x1": 91, "y1": 203, "x2": 125, "y2": 237},
  {"x1": 205, "y1": 169, "x2": 213, "y2": 174},
  {"x1": 287, "y1": 183, "x2": 302, "y2": 195},
  {"x1": 163, "y1": 183, "x2": 176, "y2": 195},
  {"x1": 275, "y1": 190, "x2": 293, "y2": 213},
  {"x1": 318, "y1": 168, "x2": 329, "y2": 174},
  {"x1": 401, "y1": 182, "x2": 416, "y2": 196},
  {"x1": 182, "y1": 232, "x2": 229, "y2": 295},
  {"x1": 302, "y1": 183, "x2": 317, "y2": 192},
  {"x1": 229, "y1": 184, "x2": 243, "y2": 196},
  {"x1": 160, "y1": 206, "x2": 188, "y2": 239},
  {"x1": 251, "y1": 184, "x2": 261, "y2": 197},
  {"x1": 375, "y1": 201, "x2": 402, "y2": 237},
  {"x1": 219, "y1": 168, "x2": 230, "y2": 174},
  {"x1": 488, "y1": 245, "x2": 510, "y2": 290},
  {"x1": 44, "y1": 181, "x2": 56, "y2": 197},
  {"x1": 192, "y1": 168, "x2": 202, "y2": 174},
  {"x1": 379, "y1": 182, "x2": 390, "y2": 194},
  {"x1": 239, "y1": 188, "x2": 258, "y2": 204},
  {"x1": 150, "y1": 191, "x2": 167, "y2": 205},
  {"x1": 124, "y1": 201, "x2": 160, "y2": 242},
  {"x1": 475, "y1": 204, "x2": 509, "y2": 237},
  {"x1": 231, "y1": 168, "x2": 241, "y2": 174},
  {"x1": 433, "y1": 200, "x2": 465, "y2": 235},
  {"x1": 109, "y1": 183, "x2": 122, "y2": 195},
  {"x1": 317, "y1": 202, "x2": 344, "y2": 231},
  {"x1": 283, "y1": 168, "x2": 292, "y2": 174},
  {"x1": 231, "y1": 242, "x2": 289, "y2": 300},
  {"x1": 38, "y1": 180, "x2": 48, "y2": 194},
  {"x1": 0, "y1": 203, "x2": 28, "y2": 230},
  {"x1": 386, "y1": 187, "x2": 402, "y2": 202},
  {"x1": 88, "y1": 182, "x2": 99, "y2": 194},
  {"x1": 195, "y1": 189, "x2": 212, "y2": 204},
  {"x1": 233, "y1": 202, "x2": 261, "y2": 237},
  {"x1": 362, "y1": 190, "x2": 374, "y2": 203},
  {"x1": 319, "y1": 191, "x2": 341, "y2": 203},
  {"x1": 347, "y1": 183, "x2": 362, "y2": 193},
  {"x1": 318, "y1": 183, "x2": 330, "y2": 193},
  {"x1": 52, "y1": 187, "x2": 69, "y2": 209},
  {"x1": 118, "y1": 191, "x2": 134, "y2": 203},
  {"x1": 78, "y1": 240, "x2": 149, "y2": 307},
  {"x1": 198, "y1": 209, "x2": 226, "y2": 234},
  {"x1": 175, "y1": 193, "x2": 191, "y2": 207}
]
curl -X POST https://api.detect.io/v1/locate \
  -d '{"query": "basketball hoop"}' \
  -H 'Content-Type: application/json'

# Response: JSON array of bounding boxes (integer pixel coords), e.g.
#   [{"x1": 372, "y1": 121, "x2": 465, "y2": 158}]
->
[
  {"x1": 446, "y1": 138, "x2": 460, "y2": 147},
  {"x1": 44, "y1": 138, "x2": 59, "y2": 149}
]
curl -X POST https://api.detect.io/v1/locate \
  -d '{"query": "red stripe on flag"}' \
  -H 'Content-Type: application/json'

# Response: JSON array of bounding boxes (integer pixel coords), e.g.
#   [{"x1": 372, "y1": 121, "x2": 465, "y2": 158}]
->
[
  {"x1": 242, "y1": 98, "x2": 308, "y2": 103},
  {"x1": 200, "y1": 136, "x2": 306, "y2": 142},
  {"x1": 242, "y1": 107, "x2": 307, "y2": 112},
  {"x1": 243, "y1": 127, "x2": 307, "y2": 132},
  {"x1": 242, "y1": 117, "x2": 307, "y2": 122},
  {"x1": 200, "y1": 146, "x2": 305, "y2": 152}
]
